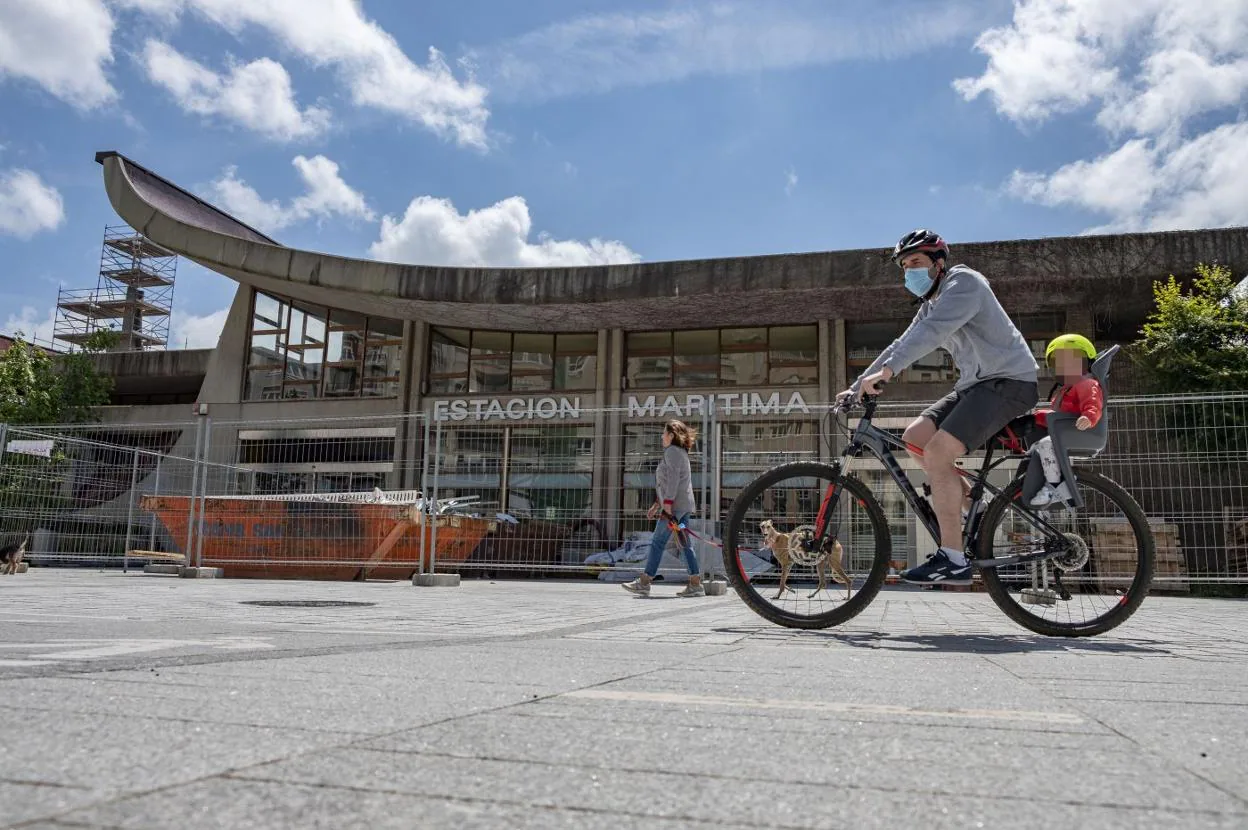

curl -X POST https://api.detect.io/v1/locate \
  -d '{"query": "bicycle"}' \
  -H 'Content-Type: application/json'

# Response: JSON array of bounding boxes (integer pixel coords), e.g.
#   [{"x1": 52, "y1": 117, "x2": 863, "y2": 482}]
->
[{"x1": 722, "y1": 386, "x2": 1154, "y2": 637}]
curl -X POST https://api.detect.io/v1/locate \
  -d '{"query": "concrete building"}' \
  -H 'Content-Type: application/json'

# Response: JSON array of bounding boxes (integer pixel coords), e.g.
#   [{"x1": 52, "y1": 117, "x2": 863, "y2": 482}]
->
[{"x1": 91, "y1": 151, "x2": 1248, "y2": 546}]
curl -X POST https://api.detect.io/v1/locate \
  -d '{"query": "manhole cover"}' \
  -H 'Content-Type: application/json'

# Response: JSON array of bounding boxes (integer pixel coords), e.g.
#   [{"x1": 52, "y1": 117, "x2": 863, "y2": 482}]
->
[{"x1": 240, "y1": 600, "x2": 376, "y2": 608}]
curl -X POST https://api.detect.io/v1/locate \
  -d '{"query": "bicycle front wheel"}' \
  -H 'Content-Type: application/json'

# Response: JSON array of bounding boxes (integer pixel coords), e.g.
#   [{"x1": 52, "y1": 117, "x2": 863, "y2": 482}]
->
[
  {"x1": 977, "y1": 468, "x2": 1154, "y2": 637},
  {"x1": 723, "y1": 462, "x2": 891, "y2": 629}
]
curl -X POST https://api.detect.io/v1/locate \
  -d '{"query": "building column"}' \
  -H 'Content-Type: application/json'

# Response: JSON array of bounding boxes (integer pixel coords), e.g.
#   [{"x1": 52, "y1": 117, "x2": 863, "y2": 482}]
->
[
  {"x1": 603, "y1": 328, "x2": 625, "y2": 542},
  {"x1": 831, "y1": 319, "x2": 848, "y2": 393},
  {"x1": 398, "y1": 319, "x2": 428, "y2": 490}
]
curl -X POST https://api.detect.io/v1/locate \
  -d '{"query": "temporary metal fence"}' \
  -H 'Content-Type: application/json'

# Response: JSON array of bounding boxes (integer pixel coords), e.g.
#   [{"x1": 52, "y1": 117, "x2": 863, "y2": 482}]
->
[{"x1": 0, "y1": 392, "x2": 1244, "y2": 590}]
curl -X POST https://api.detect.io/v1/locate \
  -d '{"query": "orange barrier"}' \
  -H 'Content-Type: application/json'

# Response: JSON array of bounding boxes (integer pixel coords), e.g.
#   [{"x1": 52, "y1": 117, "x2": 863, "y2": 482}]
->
[{"x1": 141, "y1": 495, "x2": 493, "y2": 580}]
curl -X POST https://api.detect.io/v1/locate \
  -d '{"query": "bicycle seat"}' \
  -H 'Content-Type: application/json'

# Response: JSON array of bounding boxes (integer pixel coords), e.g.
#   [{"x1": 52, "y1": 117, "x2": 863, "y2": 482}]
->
[
  {"x1": 1049, "y1": 344, "x2": 1119, "y2": 460},
  {"x1": 1030, "y1": 345, "x2": 1120, "y2": 509}
]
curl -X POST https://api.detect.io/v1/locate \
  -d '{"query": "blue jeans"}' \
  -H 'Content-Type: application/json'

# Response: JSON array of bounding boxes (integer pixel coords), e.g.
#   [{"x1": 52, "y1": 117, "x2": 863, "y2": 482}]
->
[{"x1": 644, "y1": 512, "x2": 700, "y2": 578}]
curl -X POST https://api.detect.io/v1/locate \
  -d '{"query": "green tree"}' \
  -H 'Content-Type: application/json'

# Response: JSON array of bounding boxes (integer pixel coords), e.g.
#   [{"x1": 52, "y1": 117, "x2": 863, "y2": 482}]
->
[
  {"x1": 0, "y1": 330, "x2": 119, "y2": 541},
  {"x1": 0, "y1": 330, "x2": 117, "y2": 425},
  {"x1": 1131, "y1": 262, "x2": 1248, "y2": 457},
  {"x1": 1133, "y1": 263, "x2": 1248, "y2": 392}
]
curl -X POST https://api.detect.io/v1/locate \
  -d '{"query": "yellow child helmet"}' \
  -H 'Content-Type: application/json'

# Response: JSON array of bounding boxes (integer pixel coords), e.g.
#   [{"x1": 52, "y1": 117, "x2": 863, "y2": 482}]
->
[{"x1": 1045, "y1": 333, "x2": 1097, "y2": 362}]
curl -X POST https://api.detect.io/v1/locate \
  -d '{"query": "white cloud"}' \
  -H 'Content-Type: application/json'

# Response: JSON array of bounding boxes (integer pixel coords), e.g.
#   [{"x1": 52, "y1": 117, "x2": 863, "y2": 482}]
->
[
  {"x1": 0, "y1": 169, "x2": 66, "y2": 238},
  {"x1": 369, "y1": 195, "x2": 640, "y2": 268},
  {"x1": 473, "y1": 0, "x2": 984, "y2": 102},
  {"x1": 0, "y1": 0, "x2": 117, "y2": 109},
  {"x1": 207, "y1": 155, "x2": 374, "y2": 233},
  {"x1": 170, "y1": 307, "x2": 228, "y2": 349},
  {"x1": 784, "y1": 167, "x2": 798, "y2": 197},
  {"x1": 958, "y1": 0, "x2": 1248, "y2": 232},
  {"x1": 2, "y1": 306, "x2": 58, "y2": 347},
  {"x1": 125, "y1": 0, "x2": 490, "y2": 148},
  {"x1": 1023, "y1": 123, "x2": 1248, "y2": 235},
  {"x1": 141, "y1": 40, "x2": 330, "y2": 141}
]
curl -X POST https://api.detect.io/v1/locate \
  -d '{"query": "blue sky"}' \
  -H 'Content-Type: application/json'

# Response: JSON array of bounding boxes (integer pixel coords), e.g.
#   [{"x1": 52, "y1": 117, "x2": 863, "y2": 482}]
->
[{"x1": 2, "y1": 0, "x2": 1246, "y2": 348}]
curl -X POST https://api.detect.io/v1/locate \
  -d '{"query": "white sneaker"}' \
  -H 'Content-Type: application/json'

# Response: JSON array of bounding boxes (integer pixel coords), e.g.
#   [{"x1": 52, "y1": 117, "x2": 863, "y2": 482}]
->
[
  {"x1": 621, "y1": 577, "x2": 651, "y2": 597},
  {"x1": 1030, "y1": 482, "x2": 1072, "y2": 507}
]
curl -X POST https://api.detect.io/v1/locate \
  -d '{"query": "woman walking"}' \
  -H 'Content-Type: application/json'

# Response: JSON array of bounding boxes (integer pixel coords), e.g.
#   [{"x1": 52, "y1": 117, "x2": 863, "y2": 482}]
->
[{"x1": 623, "y1": 419, "x2": 704, "y2": 598}]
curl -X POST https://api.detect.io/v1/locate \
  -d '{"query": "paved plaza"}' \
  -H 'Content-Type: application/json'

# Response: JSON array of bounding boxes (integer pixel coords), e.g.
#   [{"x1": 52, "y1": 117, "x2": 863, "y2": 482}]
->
[{"x1": 0, "y1": 571, "x2": 1245, "y2": 829}]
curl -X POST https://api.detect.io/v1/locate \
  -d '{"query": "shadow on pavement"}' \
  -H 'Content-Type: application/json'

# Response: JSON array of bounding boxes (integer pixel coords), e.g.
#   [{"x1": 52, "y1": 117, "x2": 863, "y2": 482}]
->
[{"x1": 711, "y1": 628, "x2": 1176, "y2": 655}]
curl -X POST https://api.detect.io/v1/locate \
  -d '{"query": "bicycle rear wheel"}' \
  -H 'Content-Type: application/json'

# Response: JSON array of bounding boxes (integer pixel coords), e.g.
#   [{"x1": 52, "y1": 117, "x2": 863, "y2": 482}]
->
[
  {"x1": 723, "y1": 462, "x2": 891, "y2": 629},
  {"x1": 977, "y1": 468, "x2": 1154, "y2": 637}
]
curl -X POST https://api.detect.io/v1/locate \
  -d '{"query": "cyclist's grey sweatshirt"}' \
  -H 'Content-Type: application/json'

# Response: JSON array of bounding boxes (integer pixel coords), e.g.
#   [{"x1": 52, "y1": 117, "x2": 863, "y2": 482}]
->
[
  {"x1": 853, "y1": 265, "x2": 1038, "y2": 393},
  {"x1": 655, "y1": 445, "x2": 696, "y2": 517}
]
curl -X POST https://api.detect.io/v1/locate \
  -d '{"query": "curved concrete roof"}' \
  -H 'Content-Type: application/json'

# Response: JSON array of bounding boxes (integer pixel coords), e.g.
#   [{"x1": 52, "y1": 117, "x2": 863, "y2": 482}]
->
[{"x1": 98, "y1": 151, "x2": 1248, "y2": 330}]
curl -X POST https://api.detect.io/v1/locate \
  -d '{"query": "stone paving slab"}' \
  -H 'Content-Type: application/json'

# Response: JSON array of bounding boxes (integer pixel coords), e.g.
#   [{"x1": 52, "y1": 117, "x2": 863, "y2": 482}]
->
[{"x1": 1, "y1": 571, "x2": 1246, "y2": 828}]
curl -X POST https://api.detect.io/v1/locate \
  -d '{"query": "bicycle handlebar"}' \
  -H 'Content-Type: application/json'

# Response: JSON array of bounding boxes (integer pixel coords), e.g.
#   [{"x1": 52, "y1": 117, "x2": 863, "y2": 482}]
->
[{"x1": 833, "y1": 380, "x2": 887, "y2": 415}]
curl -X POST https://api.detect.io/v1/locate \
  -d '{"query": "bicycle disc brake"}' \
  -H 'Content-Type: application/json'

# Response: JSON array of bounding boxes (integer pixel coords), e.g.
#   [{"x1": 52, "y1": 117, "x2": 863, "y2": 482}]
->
[{"x1": 787, "y1": 525, "x2": 835, "y2": 567}]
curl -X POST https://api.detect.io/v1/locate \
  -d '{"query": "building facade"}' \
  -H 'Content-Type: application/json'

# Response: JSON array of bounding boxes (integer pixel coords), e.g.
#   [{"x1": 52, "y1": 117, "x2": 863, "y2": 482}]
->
[{"x1": 89, "y1": 152, "x2": 1248, "y2": 548}]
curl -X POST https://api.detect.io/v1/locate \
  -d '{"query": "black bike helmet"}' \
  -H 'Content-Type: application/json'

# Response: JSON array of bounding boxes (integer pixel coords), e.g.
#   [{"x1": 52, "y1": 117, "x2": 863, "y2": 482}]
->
[{"x1": 892, "y1": 228, "x2": 949, "y2": 266}]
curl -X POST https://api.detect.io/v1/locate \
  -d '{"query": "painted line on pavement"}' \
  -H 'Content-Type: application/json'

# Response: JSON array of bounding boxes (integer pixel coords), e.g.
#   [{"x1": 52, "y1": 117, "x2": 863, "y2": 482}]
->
[{"x1": 564, "y1": 689, "x2": 1083, "y2": 725}]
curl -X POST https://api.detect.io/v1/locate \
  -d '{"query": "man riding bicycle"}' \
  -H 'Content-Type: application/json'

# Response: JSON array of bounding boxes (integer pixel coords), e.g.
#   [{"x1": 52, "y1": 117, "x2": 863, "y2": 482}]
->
[{"x1": 839, "y1": 229, "x2": 1038, "y2": 585}]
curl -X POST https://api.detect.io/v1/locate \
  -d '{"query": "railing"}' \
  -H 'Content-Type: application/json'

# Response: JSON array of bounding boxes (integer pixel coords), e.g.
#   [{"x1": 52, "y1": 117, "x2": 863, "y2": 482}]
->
[{"x1": 0, "y1": 393, "x2": 1243, "y2": 591}]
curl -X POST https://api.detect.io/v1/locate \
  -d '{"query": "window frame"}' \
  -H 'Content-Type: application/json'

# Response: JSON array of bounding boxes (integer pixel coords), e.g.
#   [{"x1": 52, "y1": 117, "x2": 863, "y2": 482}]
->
[
  {"x1": 243, "y1": 290, "x2": 402, "y2": 402},
  {"x1": 624, "y1": 326, "x2": 818, "y2": 389}
]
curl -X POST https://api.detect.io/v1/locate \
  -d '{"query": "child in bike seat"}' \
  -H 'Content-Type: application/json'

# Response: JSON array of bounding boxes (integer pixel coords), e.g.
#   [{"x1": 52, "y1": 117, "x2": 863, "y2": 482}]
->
[{"x1": 1029, "y1": 334, "x2": 1104, "y2": 506}]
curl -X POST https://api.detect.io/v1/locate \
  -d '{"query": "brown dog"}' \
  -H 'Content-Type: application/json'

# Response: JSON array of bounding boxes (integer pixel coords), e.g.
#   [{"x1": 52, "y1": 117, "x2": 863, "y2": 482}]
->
[
  {"x1": 759, "y1": 520, "x2": 851, "y2": 599},
  {"x1": 1, "y1": 537, "x2": 28, "y2": 575}
]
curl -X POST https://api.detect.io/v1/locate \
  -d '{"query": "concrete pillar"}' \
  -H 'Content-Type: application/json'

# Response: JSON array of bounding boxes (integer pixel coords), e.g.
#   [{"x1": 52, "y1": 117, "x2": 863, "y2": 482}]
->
[
  {"x1": 396, "y1": 318, "x2": 425, "y2": 490},
  {"x1": 817, "y1": 319, "x2": 832, "y2": 405},
  {"x1": 196, "y1": 286, "x2": 252, "y2": 405},
  {"x1": 603, "y1": 328, "x2": 625, "y2": 542},
  {"x1": 831, "y1": 319, "x2": 848, "y2": 394},
  {"x1": 590, "y1": 328, "x2": 610, "y2": 527},
  {"x1": 817, "y1": 319, "x2": 834, "y2": 463}
]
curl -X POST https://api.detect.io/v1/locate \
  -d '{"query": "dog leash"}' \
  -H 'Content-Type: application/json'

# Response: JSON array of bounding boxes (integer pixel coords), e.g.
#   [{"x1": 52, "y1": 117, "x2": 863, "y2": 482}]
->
[{"x1": 660, "y1": 511, "x2": 723, "y2": 549}]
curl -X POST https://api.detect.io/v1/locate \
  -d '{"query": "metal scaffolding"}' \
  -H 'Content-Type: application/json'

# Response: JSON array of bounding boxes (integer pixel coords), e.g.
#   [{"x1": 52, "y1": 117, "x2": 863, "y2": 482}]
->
[{"x1": 54, "y1": 225, "x2": 177, "y2": 352}]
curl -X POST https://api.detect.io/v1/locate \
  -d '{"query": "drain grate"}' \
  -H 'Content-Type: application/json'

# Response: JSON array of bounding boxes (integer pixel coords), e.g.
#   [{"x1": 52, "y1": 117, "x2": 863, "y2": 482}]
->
[{"x1": 241, "y1": 600, "x2": 376, "y2": 608}]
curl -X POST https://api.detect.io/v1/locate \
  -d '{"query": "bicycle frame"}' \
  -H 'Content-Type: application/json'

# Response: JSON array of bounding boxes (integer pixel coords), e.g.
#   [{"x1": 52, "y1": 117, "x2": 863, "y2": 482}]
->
[{"x1": 815, "y1": 396, "x2": 1073, "y2": 570}]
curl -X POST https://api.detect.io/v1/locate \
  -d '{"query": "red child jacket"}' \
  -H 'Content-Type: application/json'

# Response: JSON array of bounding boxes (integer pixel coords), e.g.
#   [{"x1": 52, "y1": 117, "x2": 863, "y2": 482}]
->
[{"x1": 1035, "y1": 375, "x2": 1103, "y2": 428}]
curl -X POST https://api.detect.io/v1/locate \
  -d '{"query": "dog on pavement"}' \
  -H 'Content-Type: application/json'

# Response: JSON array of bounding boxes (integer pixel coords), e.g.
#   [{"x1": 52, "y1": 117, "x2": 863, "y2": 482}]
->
[
  {"x1": 1, "y1": 537, "x2": 28, "y2": 575},
  {"x1": 759, "y1": 520, "x2": 850, "y2": 599}
]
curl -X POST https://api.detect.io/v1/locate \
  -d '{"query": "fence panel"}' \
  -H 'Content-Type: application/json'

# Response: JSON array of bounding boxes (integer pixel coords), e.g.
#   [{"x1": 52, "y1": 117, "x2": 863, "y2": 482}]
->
[
  {"x1": 2, "y1": 392, "x2": 1245, "y2": 588},
  {"x1": 173, "y1": 412, "x2": 429, "y2": 579},
  {"x1": 0, "y1": 421, "x2": 199, "y2": 569}
]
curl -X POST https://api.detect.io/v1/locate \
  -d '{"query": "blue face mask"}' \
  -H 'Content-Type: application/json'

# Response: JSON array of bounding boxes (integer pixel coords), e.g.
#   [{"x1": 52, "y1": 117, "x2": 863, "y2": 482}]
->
[{"x1": 903, "y1": 267, "x2": 933, "y2": 297}]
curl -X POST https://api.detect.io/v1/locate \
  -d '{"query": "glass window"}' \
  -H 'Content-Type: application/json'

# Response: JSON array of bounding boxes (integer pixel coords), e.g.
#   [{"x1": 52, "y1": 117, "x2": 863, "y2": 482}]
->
[
  {"x1": 846, "y1": 320, "x2": 952, "y2": 384},
  {"x1": 428, "y1": 328, "x2": 598, "y2": 395},
  {"x1": 722, "y1": 328, "x2": 768, "y2": 349},
  {"x1": 243, "y1": 291, "x2": 401, "y2": 401},
  {"x1": 470, "y1": 331, "x2": 511, "y2": 394},
  {"x1": 721, "y1": 328, "x2": 768, "y2": 386},
  {"x1": 626, "y1": 331, "x2": 672, "y2": 388},
  {"x1": 472, "y1": 330, "x2": 511, "y2": 355},
  {"x1": 625, "y1": 327, "x2": 819, "y2": 390},
  {"x1": 673, "y1": 329, "x2": 719, "y2": 388},
  {"x1": 429, "y1": 328, "x2": 469, "y2": 394},
  {"x1": 769, "y1": 326, "x2": 817, "y2": 365},
  {"x1": 252, "y1": 293, "x2": 284, "y2": 331},
  {"x1": 512, "y1": 333, "x2": 554, "y2": 392},
  {"x1": 325, "y1": 310, "x2": 366, "y2": 398},
  {"x1": 507, "y1": 425, "x2": 594, "y2": 520},
  {"x1": 363, "y1": 316, "x2": 403, "y2": 398},
  {"x1": 719, "y1": 420, "x2": 818, "y2": 510},
  {"x1": 555, "y1": 333, "x2": 597, "y2": 391}
]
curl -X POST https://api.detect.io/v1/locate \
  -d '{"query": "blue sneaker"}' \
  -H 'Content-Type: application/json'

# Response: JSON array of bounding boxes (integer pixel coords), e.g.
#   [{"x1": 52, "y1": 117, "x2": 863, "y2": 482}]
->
[{"x1": 901, "y1": 551, "x2": 973, "y2": 585}]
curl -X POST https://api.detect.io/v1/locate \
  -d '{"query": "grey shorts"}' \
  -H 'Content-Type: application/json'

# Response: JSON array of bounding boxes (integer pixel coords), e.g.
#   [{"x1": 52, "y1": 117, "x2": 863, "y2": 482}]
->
[{"x1": 921, "y1": 378, "x2": 1039, "y2": 451}]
